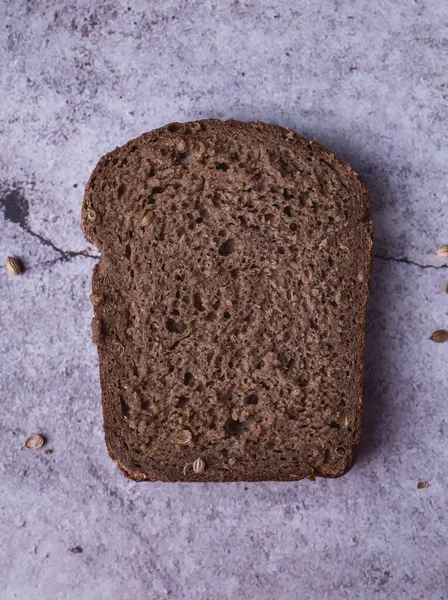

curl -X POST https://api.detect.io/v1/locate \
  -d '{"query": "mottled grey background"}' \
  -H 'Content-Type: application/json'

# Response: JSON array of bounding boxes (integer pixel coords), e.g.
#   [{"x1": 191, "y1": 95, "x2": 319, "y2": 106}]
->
[{"x1": 1, "y1": 1, "x2": 447, "y2": 599}]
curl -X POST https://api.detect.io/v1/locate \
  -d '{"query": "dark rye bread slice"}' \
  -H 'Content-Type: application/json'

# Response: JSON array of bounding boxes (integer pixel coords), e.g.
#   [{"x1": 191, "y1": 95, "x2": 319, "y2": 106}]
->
[{"x1": 82, "y1": 119, "x2": 373, "y2": 482}]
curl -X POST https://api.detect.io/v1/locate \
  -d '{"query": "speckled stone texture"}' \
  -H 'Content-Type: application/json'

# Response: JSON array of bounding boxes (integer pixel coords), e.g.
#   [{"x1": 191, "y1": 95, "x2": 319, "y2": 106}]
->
[{"x1": 0, "y1": 1, "x2": 447, "y2": 599}]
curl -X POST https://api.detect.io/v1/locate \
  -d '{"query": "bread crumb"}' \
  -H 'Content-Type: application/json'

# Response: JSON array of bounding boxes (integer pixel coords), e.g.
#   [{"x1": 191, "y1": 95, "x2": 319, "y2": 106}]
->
[{"x1": 417, "y1": 481, "x2": 429, "y2": 489}]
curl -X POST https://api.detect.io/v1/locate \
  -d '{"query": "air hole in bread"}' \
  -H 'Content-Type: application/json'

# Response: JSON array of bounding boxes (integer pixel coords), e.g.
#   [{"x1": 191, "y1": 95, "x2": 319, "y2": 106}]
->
[
  {"x1": 283, "y1": 189, "x2": 295, "y2": 200},
  {"x1": 218, "y1": 239, "x2": 236, "y2": 256},
  {"x1": 216, "y1": 162, "x2": 229, "y2": 171},
  {"x1": 175, "y1": 152, "x2": 187, "y2": 164},
  {"x1": 226, "y1": 418, "x2": 250, "y2": 436},
  {"x1": 166, "y1": 318, "x2": 187, "y2": 334},
  {"x1": 119, "y1": 396, "x2": 129, "y2": 416},
  {"x1": 193, "y1": 292, "x2": 205, "y2": 312},
  {"x1": 184, "y1": 372, "x2": 194, "y2": 386},
  {"x1": 285, "y1": 358, "x2": 295, "y2": 371},
  {"x1": 177, "y1": 395, "x2": 189, "y2": 408},
  {"x1": 245, "y1": 394, "x2": 259, "y2": 405},
  {"x1": 167, "y1": 122, "x2": 182, "y2": 132}
]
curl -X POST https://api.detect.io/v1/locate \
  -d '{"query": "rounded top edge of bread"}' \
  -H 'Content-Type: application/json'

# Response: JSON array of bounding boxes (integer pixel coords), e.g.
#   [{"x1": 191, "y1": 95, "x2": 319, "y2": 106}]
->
[{"x1": 81, "y1": 118, "x2": 369, "y2": 247}]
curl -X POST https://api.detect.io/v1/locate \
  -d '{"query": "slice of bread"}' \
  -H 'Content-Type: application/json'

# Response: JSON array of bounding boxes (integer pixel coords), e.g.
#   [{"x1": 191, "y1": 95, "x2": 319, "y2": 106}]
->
[{"x1": 82, "y1": 119, "x2": 373, "y2": 482}]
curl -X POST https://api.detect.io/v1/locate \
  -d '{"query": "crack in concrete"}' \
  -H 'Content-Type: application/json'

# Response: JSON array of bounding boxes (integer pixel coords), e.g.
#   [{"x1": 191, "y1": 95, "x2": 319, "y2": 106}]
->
[
  {"x1": 24, "y1": 225, "x2": 100, "y2": 261},
  {"x1": 39, "y1": 254, "x2": 101, "y2": 268},
  {"x1": 2, "y1": 185, "x2": 444, "y2": 270},
  {"x1": 19, "y1": 229, "x2": 448, "y2": 271},
  {"x1": 1, "y1": 183, "x2": 100, "y2": 263},
  {"x1": 374, "y1": 254, "x2": 448, "y2": 270},
  {"x1": 24, "y1": 238, "x2": 447, "y2": 270}
]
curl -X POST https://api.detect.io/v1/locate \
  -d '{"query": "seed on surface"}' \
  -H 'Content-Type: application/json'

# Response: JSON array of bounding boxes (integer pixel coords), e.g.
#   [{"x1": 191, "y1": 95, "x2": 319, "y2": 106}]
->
[
  {"x1": 436, "y1": 245, "x2": 448, "y2": 259},
  {"x1": 430, "y1": 330, "x2": 448, "y2": 344},
  {"x1": 417, "y1": 481, "x2": 429, "y2": 489},
  {"x1": 87, "y1": 208, "x2": 96, "y2": 221},
  {"x1": 193, "y1": 457, "x2": 205, "y2": 474},
  {"x1": 6, "y1": 256, "x2": 22, "y2": 276},
  {"x1": 175, "y1": 430, "x2": 192, "y2": 445},
  {"x1": 25, "y1": 434, "x2": 45, "y2": 450}
]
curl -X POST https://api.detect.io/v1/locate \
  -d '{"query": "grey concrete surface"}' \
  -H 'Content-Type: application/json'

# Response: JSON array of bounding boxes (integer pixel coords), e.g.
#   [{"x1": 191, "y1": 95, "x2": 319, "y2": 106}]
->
[{"x1": 1, "y1": 1, "x2": 447, "y2": 599}]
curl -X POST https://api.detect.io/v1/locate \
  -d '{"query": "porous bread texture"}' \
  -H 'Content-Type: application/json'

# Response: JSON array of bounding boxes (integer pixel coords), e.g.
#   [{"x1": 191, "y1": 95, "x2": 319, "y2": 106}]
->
[{"x1": 82, "y1": 119, "x2": 373, "y2": 482}]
